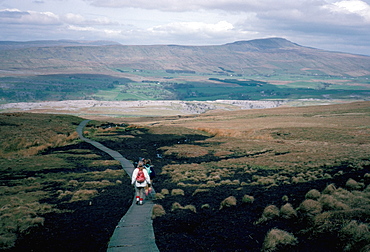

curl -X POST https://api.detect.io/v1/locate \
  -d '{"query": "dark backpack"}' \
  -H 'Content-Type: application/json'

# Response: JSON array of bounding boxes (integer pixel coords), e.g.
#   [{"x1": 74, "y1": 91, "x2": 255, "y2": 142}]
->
[
  {"x1": 150, "y1": 166, "x2": 156, "y2": 179},
  {"x1": 136, "y1": 169, "x2": 145, "y2": 183}
]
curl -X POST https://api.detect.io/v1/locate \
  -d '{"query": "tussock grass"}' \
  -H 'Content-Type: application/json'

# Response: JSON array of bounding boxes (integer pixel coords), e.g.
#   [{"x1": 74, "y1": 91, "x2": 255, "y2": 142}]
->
[
  {"x1": 57, "y1": 190, "x2": 73, "y2": 200},
  {"x1": 171, "y1": 202, "x2": 197, "y2": 213},
  {"x1": 160, "y1": 189, "x2": 169, "y2": 195},
  {"x1": 82, "y1": 180, "x2": 114, "y2": 189},
  {"x1": 171, "y1": 202, "x2": 183, "y2": 211},
  {"x1": 192, "y1": 188, "x2": 210, "y2": 196},
  {"x1": 159, "y1": 144, "x2": 209, "y2": 158},
  {"x1": 183, "y1": 205, "x2": 197, "y2": 213},
  {"x1": 155, "y1": 193, "x2": 165, "y2": 199},
  {"x1": 242, "y1": 194, "x2": 255, "y2": 204},
  {"x1": 319, "y1": 194, "x2": 349, "y2": 211},
  {"x1": 0, "y1": 200, "x2": 51, "y2": 249},
  {"x1": 70, "y1": 189, "x2": 98, "y2": 202},
  {"x1": 298, "y1": 199, "x2": 322, "y2": 216},
  {"x1": 305, "y1": 189, "x2": 321, "y2": 200},
  {"x1": 345, "y1": 178, "x2": 364, "y2": 190},
  {"x1": 201, "y1": 204, "x2": 210, "y2": 209},
  {"x1": 256, "y1": 205, "x2": 280, "y2": 224},
  {"x1": 281, "y1": 195, "x2": 289, "y2": 202},
  {"x1": 340, "y1": 220, "x2": 370, "y2": 252},
  {"x1": 152, "y1": 204, "x2": 166, "y2": 219},
  {"x1": 280, "y1": 203, "x2": 297, "y2": 219},
  {"x1": 88, "y1": 160, "x2": 120, "y2": 167},
  {"x1": 171, "y1": 189, "x2": 185, "y2": 196},
  {"x1": 262, "y1": 228, "x2": 298, "y2": 252},
  {"x1": 322, "y1": 183, "x2": 337, "y2": 194},
  {"x1": 0, "y1": 113, "x2": 81, "y2": 158},
  {"x1": 219, "y1": 196, "x2": 237, "y2": 210},
  {"x1": 0, "y1": 233, "x2": 17, "y2": 250}
]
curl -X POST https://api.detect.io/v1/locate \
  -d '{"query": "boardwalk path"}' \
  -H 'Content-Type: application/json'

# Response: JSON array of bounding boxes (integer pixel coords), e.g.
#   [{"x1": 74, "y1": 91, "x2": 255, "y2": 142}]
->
[{"x1": 77, "y1": 120, "x2": 159, "y2": 252}]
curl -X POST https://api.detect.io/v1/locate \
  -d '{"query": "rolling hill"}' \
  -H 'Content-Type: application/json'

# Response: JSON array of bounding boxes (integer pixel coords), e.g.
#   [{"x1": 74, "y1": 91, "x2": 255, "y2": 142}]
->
[
  {"x1": 0, "y1": 37, "x2": 369, "y2": 77},
  {"x1": 0, "y1": 37, "x2": 369, "y2": 104}
]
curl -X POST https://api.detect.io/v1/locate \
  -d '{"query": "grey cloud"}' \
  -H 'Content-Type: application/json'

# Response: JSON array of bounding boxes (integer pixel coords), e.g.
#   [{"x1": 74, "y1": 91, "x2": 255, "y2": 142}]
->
[
  {"x1": 0, "y1": 9, "x2": 60, "y2": 25},
  {"x1": 84, "y1": 0, "x2": 309, "y2": 12},
  {"x1": 0, "y1": 9, "x2": 30, "y2": 19}
]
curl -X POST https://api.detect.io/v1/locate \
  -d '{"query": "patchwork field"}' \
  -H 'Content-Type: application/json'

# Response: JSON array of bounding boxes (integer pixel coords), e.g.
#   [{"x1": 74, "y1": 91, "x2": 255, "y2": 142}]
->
[
  {"x1": 1, "y1": 101, "x2": 370, "y2": 251},
  {"x1": 1, "y1": 72, "x2": 370, "y2": 103}
]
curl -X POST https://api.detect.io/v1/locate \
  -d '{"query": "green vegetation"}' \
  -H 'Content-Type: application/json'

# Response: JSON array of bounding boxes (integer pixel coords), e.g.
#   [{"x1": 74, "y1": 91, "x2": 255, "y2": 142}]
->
[
  {"x1": 0, "y1": 113, "x2": 127, "y2": 249},
  {"x1": 1, "y1": 71, "x2": 369, "y2": 103},
  {"x1": 0, "y1": 74, "x2": 131, "y2": 102}
]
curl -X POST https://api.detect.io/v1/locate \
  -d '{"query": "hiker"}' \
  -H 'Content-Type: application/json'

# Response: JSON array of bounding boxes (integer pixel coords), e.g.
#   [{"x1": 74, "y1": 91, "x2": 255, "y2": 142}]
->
[
  {"x1": 144, "y1": 158, "x2": 156, "y2": 183},
  {"x1": 143, "y1": 158, "x2": 156, "y2": 197},
  {"x1": 131, "y1": 160, "x2": 151, "y2": 205}
]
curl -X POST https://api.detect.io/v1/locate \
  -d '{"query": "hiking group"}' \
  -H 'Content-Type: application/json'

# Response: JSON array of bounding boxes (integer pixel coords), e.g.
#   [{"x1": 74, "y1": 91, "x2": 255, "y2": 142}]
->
[{"x1": 131, "y1": 158, "x2": 156, "y2": 205}]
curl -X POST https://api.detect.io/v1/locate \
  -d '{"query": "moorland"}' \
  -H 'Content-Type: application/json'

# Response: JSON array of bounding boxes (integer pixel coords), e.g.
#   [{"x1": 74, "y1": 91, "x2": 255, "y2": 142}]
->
[{"x1": 1, "y1": 101, "x2": 370, "y2": 251}]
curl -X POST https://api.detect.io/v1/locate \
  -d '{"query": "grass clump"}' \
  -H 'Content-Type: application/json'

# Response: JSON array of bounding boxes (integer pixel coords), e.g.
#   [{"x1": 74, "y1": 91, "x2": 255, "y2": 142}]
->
[
  {"x1": 280, "y1": 203, "x2": 297, "y2": 219},
  {"x1": 201, "y1": 204, "x2": 210, "y2": 209},
  {"x1": 219, "y1": 196, "x2": 237, "y2": 210},
  {"x1": 322, "y1": 183, "x2": 337, "y2": 194},
  {"x1": 319, "y1": 194, "x2": 349, "y2": 211},
  {"x1": 242, "y1": 194, "x2": 255, "y2": 204},
  {"x1": 160, "y1": 189, "x2": 170, "y2": 195},
  {"x1": 339, "y1": 220, "x2": 370, "y2": 252},
  {"x1": 305, "y1": 189, "x2": 321, "y2": 200},
  {"x1": 70, "y1": 189, "x2": 98, "y2": 202},
  {"x1": 152, "y1": 204, "x2": 166, "y2": 219},
  {"x1": 0, "y1": 201, "x2": 50, "y2": 249},
  {"x1": 255, "y1": 205, "x2": 280, "y2": 224},
  {"x1": 171, "y1": 189, "x2": 185, "y2": 196},
  {"x1": 345, "y1": 178, "x2": 364, "y2": 190},
  {"x1": 298, "y1": 199, "x2": 322, "y2": 216},
  {"x1": 171, "y1": 202, "x2": 197, "y2": 213},
  {"x1": 192, "y1": 188, "x2": 210, "y2": 196},
  {"x1": 155, "y1": 193, "x2": 165, "y2": 199},
  {"x1": 262, "y1": 228, "x2": 298, "y2": 252},
  {"x1": 183, "y1": 205, "x2": 197, "y2": 213},
  {"x1": 171, "y1": 202, "x2": 183, "y2": 211}
]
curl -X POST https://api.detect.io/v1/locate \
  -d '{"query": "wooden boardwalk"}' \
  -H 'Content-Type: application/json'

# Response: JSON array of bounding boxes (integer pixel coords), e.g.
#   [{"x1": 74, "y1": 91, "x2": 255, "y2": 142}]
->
[{"x1": 77, "y1": 120, "x2": 159, "y2": 252}]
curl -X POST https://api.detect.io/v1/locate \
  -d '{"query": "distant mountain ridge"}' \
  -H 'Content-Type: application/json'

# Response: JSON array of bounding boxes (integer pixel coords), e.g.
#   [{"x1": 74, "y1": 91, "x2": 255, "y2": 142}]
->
[
  {"x1": 0, "y1": 40, "x2": 120, "y2": 51},
  {"x1": 0, "y1": 37, "x2": 369, "y2": 77}
]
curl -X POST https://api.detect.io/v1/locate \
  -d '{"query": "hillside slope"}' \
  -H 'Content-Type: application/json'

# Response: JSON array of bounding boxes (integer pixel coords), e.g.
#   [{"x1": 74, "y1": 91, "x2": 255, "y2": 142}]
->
[{"x1": 1, "y1": 38, "x2": 369, "y2": 77}]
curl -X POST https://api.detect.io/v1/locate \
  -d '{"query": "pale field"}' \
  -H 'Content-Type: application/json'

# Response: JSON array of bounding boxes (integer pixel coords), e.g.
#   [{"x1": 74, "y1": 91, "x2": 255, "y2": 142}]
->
[
  {"x1": 120, "y1": 101, "x2": 370, "y2": 174},
  {"x1": 121, "y1": 101, "x2": 370, "y2": 132}
]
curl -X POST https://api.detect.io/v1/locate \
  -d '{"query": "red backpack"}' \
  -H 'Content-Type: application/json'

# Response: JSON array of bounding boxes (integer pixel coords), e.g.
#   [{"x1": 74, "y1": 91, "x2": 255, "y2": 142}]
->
[{"x1": 136, "y1": 168, "x2": 145, "y2": 183}]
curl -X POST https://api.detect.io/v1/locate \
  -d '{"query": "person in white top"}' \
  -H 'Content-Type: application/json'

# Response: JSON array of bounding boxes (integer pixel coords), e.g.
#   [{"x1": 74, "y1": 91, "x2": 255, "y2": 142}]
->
[{"x1": 131, "y1": 161, "x2": 151, "y2": 205}]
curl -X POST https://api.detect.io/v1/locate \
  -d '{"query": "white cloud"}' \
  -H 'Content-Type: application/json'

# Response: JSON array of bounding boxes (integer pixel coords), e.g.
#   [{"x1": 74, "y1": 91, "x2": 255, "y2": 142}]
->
[
  {"x1": 63, "y1": 13, "x2": 116, "y2": 25},
  {"x1": 322, "y1": 0, "x2": 370, "y2": 22},
  {"x1": 149, "y1": 21, "x2": 234, "y2": 35},
  {"x1": 67, "y1": 25, "x2": 96, "y2": 31},
  {"x1": 67, "y1": 25, "x2": 122, "y2": 38},
  {"x1": 63, "y1": 13, "x2": 85, "y2": 24}
]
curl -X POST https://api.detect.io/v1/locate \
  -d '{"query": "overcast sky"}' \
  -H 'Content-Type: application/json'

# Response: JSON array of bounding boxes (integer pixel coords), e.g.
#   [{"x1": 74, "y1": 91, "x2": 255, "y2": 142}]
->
[{"x1": 0, "y1": 0, "x2": 369, "y2": 55}]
